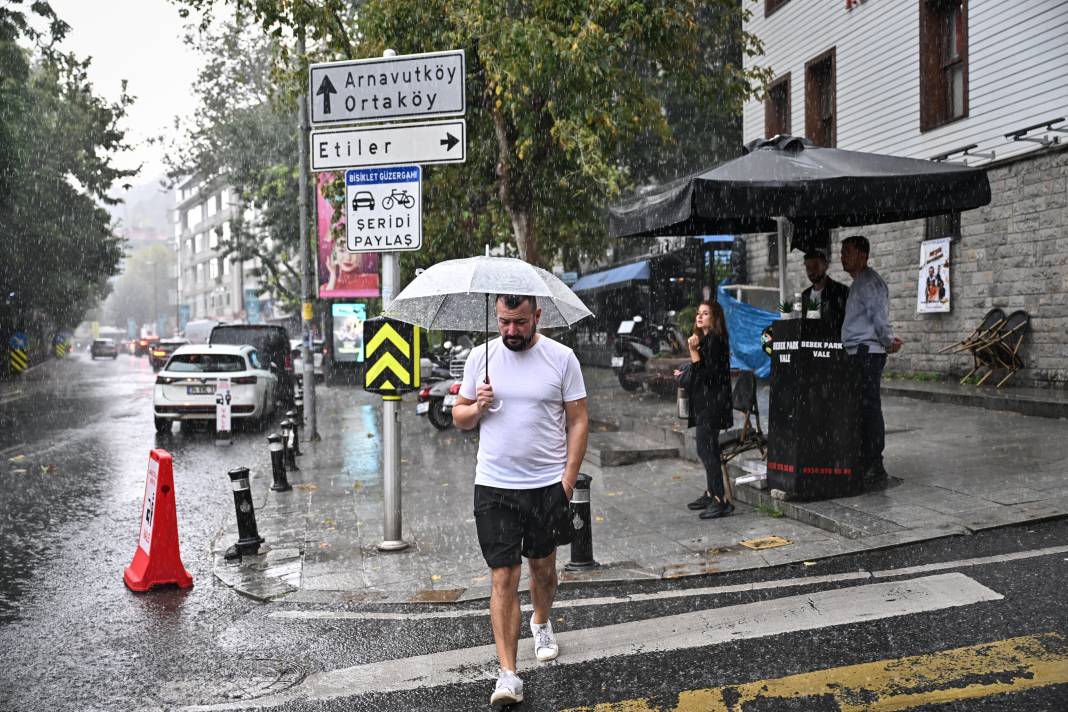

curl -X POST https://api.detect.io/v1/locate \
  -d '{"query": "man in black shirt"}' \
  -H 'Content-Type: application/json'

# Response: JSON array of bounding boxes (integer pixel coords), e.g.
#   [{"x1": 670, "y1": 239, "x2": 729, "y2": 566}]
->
[{"x1": 801, "y1": 249, "x2": 850, "y2": 337}]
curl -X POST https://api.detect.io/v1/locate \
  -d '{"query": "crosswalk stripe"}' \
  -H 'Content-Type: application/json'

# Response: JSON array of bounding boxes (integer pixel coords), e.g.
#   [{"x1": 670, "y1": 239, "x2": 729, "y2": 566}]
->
[
  {"x1": 269, "y1": 543, "x2": 1068, "y2": 623},
  {"x1": 561, "y1": 632, "x2": 1068, "y2": 711},
  {"x1": 185, "y1": 572, "x2": 1001, "y2": 710}
]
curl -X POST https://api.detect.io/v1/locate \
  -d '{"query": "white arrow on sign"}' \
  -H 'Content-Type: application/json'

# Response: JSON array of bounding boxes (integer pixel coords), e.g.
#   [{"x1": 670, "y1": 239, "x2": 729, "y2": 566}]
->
[
  {"x1": 309, "y1": 49, "x2": 465, "y2": 126},
  {"x1": 310, "y1": 119, "x2": 466, "y2": 172}
]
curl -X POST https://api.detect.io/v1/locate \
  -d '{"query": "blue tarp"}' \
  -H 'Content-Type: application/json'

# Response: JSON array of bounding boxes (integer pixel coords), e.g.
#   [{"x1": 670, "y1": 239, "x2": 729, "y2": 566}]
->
[
  {"x1": 571, "y1": 260, "x2": 650, "y2": 293},
  {"x1": 718, "y1": 285, "x2": 777, "y2": 379}
]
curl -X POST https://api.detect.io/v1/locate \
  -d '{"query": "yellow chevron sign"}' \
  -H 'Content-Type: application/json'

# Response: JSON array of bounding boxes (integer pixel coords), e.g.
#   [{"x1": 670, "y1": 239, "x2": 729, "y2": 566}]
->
[
  {"x1": 363, "y1": 318, "x2": 420, "y2": 394},
  {"x1": 10, "y1": 349, "x2": 28, "y2": 373}
]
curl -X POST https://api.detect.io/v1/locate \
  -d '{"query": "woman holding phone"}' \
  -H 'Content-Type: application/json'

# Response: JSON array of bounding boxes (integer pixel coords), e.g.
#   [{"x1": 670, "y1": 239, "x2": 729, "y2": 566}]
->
[{"x1": 683, "y1": 301, "x2": 735, "y2": 519}]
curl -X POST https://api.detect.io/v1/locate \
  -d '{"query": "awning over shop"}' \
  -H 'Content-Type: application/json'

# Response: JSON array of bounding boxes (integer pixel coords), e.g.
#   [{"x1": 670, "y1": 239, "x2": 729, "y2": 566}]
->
[
  {"x1": 571, "y1": 260, "x2": 650, "y2": 293},
  {"x1": 702, "y1": 235, "x2": 735, "y2": 245}
]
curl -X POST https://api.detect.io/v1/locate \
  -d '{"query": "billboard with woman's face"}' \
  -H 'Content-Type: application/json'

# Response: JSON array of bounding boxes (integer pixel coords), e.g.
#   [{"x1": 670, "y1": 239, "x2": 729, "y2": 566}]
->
[{"x1": 317, "y1": 172, "x2": 380, "y2": 298}]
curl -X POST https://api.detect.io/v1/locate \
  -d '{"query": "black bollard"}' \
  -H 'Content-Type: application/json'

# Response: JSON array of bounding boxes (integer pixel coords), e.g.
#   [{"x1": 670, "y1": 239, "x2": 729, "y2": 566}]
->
[
  {"x1": 564, "y1": 473, "x2": 598, "y2": 571},
  {"x1": 281, "y1": 419, "x2": 299, "y2": 471},
  {"x1": 224, "y1": 466, "x2": 264, "y2": 560},
  {"x1": 268, "y1": 433, "x2": 290, "y2": 492},
  {"x1": 294, "y1": 393, "x2": 304, "y2": 425},
  {"x1": 285, "y1": 410, "x2": 302, "y2": 456}
]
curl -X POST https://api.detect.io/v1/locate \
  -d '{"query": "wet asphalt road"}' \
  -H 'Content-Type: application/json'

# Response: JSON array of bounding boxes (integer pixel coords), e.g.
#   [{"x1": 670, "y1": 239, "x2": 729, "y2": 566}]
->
[{"x1": 1, "y1": 353, "x2": 1067, "y2": 711}]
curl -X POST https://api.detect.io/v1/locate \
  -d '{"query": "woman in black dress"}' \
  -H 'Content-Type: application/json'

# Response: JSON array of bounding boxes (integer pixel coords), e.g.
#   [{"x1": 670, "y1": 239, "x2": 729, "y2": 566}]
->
[{"x1": 684, "y1": 301, "x2": 734, "y2": 519}]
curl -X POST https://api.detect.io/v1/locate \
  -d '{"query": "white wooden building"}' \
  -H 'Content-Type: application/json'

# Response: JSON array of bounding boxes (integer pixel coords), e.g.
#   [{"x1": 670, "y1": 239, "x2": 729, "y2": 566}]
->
[{"x1": 739, "y1": 0, "x2": 1068, "y2": 388}]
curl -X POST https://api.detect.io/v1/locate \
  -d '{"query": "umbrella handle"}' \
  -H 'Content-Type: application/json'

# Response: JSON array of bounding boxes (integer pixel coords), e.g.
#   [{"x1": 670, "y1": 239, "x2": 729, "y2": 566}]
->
[{"x1": 488, "y1": 401, "x2": 503, "y2": 413}]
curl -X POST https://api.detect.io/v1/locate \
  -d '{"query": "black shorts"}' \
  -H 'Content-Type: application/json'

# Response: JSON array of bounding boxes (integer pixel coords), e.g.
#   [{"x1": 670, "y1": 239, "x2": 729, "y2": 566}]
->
[{"x1": 474, "y1": 482, "x2": 573, "y2": 568}]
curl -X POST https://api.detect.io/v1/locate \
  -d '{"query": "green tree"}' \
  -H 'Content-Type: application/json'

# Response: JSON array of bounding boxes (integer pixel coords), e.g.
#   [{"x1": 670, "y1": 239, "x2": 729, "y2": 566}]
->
[
  {"x1": 170, "y1": 0, "x2": 768, "y2": 275},
  {"x1": 0, "y1": 1, "x2": 134, "y2": 341},
  {"x1": 161, "y1": 20, "x2": 305, "y2": 309}
]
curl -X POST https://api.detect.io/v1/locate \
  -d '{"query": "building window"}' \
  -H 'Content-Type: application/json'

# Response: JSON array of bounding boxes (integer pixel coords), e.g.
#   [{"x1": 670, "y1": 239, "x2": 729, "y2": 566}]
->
[
  {"x1": 766, "y1": 233, "x2": 779, "y2": 270},
  {"x1": 209, "y1": 229, "x2": 219, "y2": 249},
  {"x1": 765, "y1": 74, "x2": 791, "y2": 138},
  {"x1": 194, "y1": 233, "x2": 202, "y2": 253},
  {"x1": 925, "y1": 212, "x2": 961, "y2": 240},
  {"x1": 805, "y1": 49, "x2": 836, "y2": 147},
  {"x1": 766, "y1": 0, "x2": 791, "y2": 17},
  {"x1": 207, "y1": 194, "x2": 218, "y2": 218},
  {"x1": 195, "y1": 263, "x2": 203, "y2": 286},
  {"x1": 209, "y1": 259, "x2": 219, "y2": 281},
  {"x1": 223, "y1": 257, "x2": 231, "y2": 276},
  {"x1": 920, "y1": 0, "x2": 968, "y2": 131}
]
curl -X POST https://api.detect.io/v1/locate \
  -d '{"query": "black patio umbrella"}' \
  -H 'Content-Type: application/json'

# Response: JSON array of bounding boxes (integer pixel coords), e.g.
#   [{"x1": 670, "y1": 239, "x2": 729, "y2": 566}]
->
[{"x1": 608, "y1": 135, "x2": 992, "y2": 243}]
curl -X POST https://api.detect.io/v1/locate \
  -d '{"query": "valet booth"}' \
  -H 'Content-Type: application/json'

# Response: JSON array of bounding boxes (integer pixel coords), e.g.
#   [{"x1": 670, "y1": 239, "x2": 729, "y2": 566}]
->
[
  {"x1": 766, "y1": 318, "x2": 862, "y2": 498},
  {"x1": 570, "y1": 237, "x2": 706, "y2": 366}
]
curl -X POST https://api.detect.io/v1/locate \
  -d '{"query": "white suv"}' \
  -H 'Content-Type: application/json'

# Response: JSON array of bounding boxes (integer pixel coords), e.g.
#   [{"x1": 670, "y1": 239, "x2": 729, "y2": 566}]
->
[{"x1": 152, "y1": 344, "x2": 278, "y2": 433}]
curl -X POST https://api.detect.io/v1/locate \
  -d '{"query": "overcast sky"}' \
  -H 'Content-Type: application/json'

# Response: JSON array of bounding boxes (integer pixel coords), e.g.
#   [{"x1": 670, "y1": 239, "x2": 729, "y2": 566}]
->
[{"x1": 47, "y1": 0, "x2": 202, "y2": 180}]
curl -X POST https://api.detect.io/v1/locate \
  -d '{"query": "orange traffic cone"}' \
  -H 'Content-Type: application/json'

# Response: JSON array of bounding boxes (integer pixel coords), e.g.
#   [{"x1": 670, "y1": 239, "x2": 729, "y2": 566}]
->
[{"x1": 124, "y1": 449, "x2": 193, "y2": 591}]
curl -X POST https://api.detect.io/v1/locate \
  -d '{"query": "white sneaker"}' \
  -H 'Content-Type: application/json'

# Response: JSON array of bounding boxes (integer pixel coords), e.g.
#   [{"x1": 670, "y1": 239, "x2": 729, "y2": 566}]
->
[
  {"x1": 530, "y1": 616, "x2": 559, "y2": 662},
  {"x1": 490, "y1": 669, "x2": 523, "y2": 706}
]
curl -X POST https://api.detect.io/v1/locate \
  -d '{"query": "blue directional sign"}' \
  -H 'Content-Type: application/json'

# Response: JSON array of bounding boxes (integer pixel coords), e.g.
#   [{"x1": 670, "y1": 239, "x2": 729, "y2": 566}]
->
[
  {"x1": 9, "y1": 332, "x2": 28, "y2": 350},
  {"x1": 345, "y1": 165, "x2": 422, "y2": 253}
]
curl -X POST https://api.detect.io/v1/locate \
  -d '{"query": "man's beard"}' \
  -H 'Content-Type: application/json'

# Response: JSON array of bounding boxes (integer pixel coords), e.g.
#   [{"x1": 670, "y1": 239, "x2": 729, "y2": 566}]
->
[{"x1": 503, "y1": 330, "x2": 535, "y2": 351}]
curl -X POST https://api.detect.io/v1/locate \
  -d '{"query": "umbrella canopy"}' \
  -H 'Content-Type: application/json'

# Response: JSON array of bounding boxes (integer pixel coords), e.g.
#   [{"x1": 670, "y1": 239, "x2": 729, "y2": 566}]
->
[
  {"x1": 608, "y1": 135, "x2": 992, "y2": 239},
  {"x1": 384, "y1": 255, "x2": 592, "y2": 331},
  {"x1": 385, "y1": 255, "x2": 592, "y2": 390}
]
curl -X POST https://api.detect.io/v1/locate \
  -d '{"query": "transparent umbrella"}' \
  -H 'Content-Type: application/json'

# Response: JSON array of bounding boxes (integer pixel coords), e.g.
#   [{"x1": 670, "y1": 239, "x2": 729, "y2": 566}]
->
[{"x1": 383, "y1": 254, "x2": 592, "y2": 392}]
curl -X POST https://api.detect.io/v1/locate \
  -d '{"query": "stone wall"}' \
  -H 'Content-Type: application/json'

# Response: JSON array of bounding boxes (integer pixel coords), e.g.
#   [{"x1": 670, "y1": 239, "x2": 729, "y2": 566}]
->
[{"x1": 742, "y1": 145, "x2": 1068, "y2": 389}]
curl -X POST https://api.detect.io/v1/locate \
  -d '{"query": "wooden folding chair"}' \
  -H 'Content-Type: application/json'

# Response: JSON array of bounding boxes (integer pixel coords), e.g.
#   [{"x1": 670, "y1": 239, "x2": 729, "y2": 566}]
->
[
  {"x1": 720, "y1": 371, "x2": 767, "y2": 501},
  {"x1": 940, "y1": 307, "x2": 1005, "y2": 355},
  {"x1": 975, "y1": 310, "x2": 1030, "y2": 388},
  {"x1": 955, "y1": 308, "x2": 1008, "y2": 384}
]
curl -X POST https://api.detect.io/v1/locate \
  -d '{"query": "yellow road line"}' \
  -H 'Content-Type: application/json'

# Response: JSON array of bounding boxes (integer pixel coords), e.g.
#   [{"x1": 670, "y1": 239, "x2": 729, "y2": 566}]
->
[{"x1": 563, "y1": 633, "x2": 1068, "y2": 712}]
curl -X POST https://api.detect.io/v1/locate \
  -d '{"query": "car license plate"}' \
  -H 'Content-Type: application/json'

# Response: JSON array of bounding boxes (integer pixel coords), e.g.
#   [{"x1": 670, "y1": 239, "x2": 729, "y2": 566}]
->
[
  {"x1": 416, "y1": 402, "x2": 430, "y2": 415},
  {"x1": 611, "y1": 356, "x2": 624, "y2": 368},
  {"x1": 187, "y1": 385, "x2": 215, "y2": 395},
  {"x1": 443, "y1": 395, "x2": 457, "y2": 407}
]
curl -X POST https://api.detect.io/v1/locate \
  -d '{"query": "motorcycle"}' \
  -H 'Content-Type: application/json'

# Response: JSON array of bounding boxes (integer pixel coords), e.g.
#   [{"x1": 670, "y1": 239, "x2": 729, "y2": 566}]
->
[
  {"x1": 416, "y1": 337, "x2": 473, "y2": 430},
  {"x1": 611, "y1": 312, "x2": 686, "y2": 391}
]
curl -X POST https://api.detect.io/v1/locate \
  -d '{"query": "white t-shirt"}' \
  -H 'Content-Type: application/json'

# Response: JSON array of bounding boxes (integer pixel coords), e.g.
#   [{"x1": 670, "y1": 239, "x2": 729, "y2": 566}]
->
[{"x1": 460, "y1": 335, "x2": 586, "y2": 489}]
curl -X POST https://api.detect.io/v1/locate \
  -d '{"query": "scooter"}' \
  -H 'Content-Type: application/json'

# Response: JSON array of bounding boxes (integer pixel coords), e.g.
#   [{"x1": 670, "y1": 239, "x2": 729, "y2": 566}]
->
[
  {"x1": 416, "y1": 339, "x2": 472, "y2": 430},
  {"x1": 611, "y1": 312, "x2": 686, "y2": 391}
]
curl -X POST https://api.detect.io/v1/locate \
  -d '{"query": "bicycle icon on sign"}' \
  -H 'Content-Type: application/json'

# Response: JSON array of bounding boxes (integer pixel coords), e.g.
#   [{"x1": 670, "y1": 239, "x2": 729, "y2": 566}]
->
[{"x1": 381, "y1": 188, "x2": 415, "y2": 210}]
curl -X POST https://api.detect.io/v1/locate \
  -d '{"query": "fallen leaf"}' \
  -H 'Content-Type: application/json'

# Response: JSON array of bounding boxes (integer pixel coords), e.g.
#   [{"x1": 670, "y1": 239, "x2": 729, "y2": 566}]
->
[
  {"x1": 295, "y1": 483, "x2": 318, "y2": 492},
  {"x1": 9, "y1": 455, "x2": 25, "y2": 463},
  {"x1": 352, "y1": 482, "x2": 363, "y2": 491},
  {"x1": 595, "y1": 516, "x2": 604, "y2": 523},
  {"x1": 431, "y1": 575, "x2": 442, "y2": 582},
  {"x1": 11, "y1": 468, "x2": 27, "y2": 475}
]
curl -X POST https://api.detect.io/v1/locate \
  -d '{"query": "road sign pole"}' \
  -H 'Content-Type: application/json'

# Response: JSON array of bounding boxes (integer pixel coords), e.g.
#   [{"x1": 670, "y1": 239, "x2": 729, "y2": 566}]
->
[
  {"x1": 376, "y1": 49, "x2": 408, "y2": 552},
  {"x1": 379, "y1": 394, "x2": 407, "y2": 551},
  {"x1": 297, "y1": 27, "x2": 319, "y2": 442}
]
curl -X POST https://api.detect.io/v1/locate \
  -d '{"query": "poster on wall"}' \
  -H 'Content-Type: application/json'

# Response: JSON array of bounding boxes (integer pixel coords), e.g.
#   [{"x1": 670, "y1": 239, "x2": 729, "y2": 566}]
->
[
  {"x1": 332, "y1": 303, "x2": 367, "y2": 363},
  {"x1": 916, "y1": 237, "x2": 951, "y2": 313},
  {"x1": 317, "y1": 172, "x2": 380, "y2": 298}
]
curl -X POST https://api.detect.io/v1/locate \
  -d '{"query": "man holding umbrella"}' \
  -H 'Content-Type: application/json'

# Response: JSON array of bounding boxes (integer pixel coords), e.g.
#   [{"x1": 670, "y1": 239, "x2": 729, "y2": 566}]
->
[{"x1": 452, "y1": 293, "x2": 589, "y2": 707}]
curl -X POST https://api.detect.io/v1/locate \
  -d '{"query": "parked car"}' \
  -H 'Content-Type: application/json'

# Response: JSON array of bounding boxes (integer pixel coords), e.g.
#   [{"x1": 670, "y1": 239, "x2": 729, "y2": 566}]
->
[
  {"x1": 134, "y1": 335, "x2": 160, "y2": 357},
  {"x1": 152, "y1": 344, "x2": 277, "y2": 434},
  {"x1": 209, "y1": 324, "x2": 295, "y2": 405},
  {"x1": 149, "y1": 338, "x2": 190, "y2": 371},
  {"x1": 90, "y1": 338, "x2": 119, "y2": 359},
  {"x1": 290, "y1": 339, "x2": 326, "y2": 381}
]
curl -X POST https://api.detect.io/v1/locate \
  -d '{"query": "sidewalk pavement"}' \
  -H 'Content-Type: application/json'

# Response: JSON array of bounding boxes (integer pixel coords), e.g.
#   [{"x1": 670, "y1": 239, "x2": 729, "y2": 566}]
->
[{"x1": 212, "y1": 367, "x2": 1068, "y2": 604}]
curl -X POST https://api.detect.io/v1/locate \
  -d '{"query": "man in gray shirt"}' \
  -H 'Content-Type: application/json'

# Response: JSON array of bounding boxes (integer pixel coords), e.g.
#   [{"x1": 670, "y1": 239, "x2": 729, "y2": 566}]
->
[{"x1": 841, "y1": 235, "x2": 903, "y2": 489}]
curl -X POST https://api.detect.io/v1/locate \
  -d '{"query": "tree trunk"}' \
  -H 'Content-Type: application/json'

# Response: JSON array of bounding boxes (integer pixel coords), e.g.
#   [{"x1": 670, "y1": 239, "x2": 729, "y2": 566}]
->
[{"x1": 491, "y1": 108, "x2": 540, "y2": 265}]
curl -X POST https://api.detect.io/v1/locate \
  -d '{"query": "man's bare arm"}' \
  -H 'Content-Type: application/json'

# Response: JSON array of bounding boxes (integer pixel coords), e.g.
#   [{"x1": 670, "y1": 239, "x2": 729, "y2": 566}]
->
[{"x1": 561, "y1": 398, "x2": 589, "y2": 498}]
